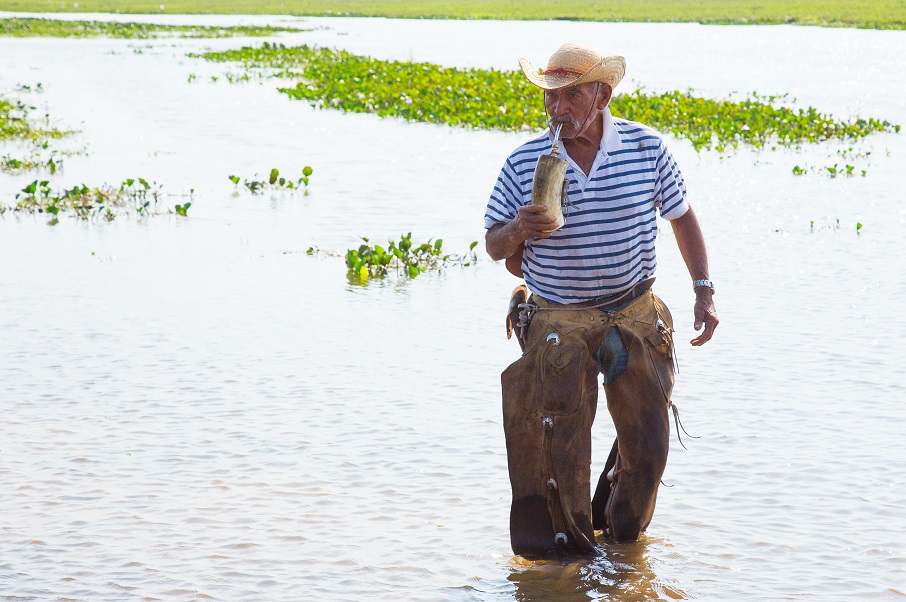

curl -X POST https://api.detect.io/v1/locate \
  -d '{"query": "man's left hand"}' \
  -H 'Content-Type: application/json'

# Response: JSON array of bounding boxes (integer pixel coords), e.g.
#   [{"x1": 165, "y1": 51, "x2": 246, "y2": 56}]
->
[{"x1": 691, "y1": 290, "x2": 718, "y2": 346}]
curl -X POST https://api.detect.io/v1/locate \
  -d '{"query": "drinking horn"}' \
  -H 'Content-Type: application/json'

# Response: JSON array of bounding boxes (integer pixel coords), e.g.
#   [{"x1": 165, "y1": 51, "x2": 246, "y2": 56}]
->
[
  {"x1": 530, "y1": 125, "x2": 569, "y2": 230},
  {"x1": 506, "y1": 127, "x2": 569, "y2": 279}
]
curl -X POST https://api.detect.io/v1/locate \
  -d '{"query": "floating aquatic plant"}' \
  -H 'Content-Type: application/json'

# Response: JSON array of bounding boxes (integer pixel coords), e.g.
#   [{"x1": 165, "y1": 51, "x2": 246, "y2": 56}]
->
[
  {"x1": 0, "y1": 17, "x2": 309, "y2": 39},
  {"x1": 0, "y1": 94, "x2": 71, "y2": 143},
  {"x1": 806, "y1": 218, "x2": 864, "y2": 233},
  {"x1": 1, "y1": 153, "x2": 60, "y2": 174},
  {"x1": 343, "y1": 233, "x2": 478, "y2": 280},
  {"x1": 792, "y1": 162, "x2": 867, "y2": 177},
  {"x1": 5, "y1": 177, "x2": 193, "y2": 221},
  {"x1": 196, "y1": 44, "x2": 899, "y2": 152},
  {"x1": 1, "y1": 90, "x2": 78, "y2": 173},
  {"x1": 616, "y1": 88, "x2": 898, "y2": 152},
  {"x1": 14, "y1": 82, "x2": 43, "y2": 93},
  {"x1": 229, "y1": 166, "x2": 313, "y2": 194}
]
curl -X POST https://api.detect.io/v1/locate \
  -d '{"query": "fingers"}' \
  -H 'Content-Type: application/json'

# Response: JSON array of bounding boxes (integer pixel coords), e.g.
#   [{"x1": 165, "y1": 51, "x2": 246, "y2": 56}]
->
[
  {"x1": 690, "y1": 298, "x2": 719, "y2": 346},
  {"x1": 516, "y1": 205, "x2": 558, "y2": 240},
  {"x1": 693, "y1": 303, "x2": 705, "y2": 332},
  {"x1": 690, "y1": 315, "x2": 717, "y2": 346}
]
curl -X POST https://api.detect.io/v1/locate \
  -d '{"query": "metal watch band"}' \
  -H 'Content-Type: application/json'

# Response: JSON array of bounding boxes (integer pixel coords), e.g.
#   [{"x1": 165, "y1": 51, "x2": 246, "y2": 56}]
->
[{"x1": 693, "y1": 279, "x2": 715, "y2": 293}]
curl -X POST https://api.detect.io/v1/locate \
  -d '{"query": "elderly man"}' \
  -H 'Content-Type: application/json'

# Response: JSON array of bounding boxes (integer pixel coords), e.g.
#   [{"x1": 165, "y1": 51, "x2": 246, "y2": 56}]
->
[{"x1": 485, "y1": 43, "x2": 718, "y2": 558}]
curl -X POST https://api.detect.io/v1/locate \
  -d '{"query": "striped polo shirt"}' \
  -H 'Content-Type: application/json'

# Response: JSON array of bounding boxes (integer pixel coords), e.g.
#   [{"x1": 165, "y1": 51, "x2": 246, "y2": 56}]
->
[{"x1": 484, "y1": 108, "x2": 689, "y2": 304}]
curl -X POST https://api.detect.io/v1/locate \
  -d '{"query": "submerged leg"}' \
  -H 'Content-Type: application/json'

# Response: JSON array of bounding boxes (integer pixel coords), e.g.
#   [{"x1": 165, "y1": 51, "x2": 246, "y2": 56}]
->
[
  {"x1": 604, "y1": 378, "x2": 670, "y2": 541},
  {"x1": 501, "y1": 318, "x2": 601, "y2": 558},
  {"x1": 601, "y1": 297, "x2": 675, "y2": 541}
]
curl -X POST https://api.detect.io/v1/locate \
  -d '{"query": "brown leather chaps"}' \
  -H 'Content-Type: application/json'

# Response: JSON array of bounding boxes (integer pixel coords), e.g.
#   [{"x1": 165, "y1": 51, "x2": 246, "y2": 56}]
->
[{"x1": 502, "y1": 286, "x2": 675, "y2": 558}]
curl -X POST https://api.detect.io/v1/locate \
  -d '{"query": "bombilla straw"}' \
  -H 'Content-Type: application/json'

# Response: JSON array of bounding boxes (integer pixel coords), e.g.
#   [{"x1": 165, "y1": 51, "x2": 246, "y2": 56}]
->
[{"x1": 550, "y1": 122, "x2": 563, "y2": 157}]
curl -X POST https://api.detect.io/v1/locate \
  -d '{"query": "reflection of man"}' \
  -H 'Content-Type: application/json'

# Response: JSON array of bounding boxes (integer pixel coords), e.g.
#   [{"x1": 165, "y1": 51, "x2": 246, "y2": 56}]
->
[
  {"x1": 485, "y1": 43, "x2": 718, "y2": 558},
  {"x1": 507, "y1": 538, "x2": 685, "y2": 599}
]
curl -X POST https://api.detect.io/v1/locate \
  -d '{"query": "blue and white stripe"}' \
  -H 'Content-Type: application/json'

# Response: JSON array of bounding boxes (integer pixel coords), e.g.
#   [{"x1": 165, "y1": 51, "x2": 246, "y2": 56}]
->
[{"x1": 484, "y1": 109, "x2": 688, "y2": 304}]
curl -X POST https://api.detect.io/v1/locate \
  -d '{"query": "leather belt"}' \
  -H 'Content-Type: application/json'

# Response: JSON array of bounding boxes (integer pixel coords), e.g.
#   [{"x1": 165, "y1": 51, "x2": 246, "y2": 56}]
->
[{"x1": 536, "y1": 277, "x2": 655, "y2": 312}]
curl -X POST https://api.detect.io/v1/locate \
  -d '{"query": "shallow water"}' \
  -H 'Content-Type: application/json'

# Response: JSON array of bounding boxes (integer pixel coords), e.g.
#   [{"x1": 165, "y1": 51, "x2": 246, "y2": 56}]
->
[{"x1": 1, "y1": 14, "x2": 905, "y2": 601}]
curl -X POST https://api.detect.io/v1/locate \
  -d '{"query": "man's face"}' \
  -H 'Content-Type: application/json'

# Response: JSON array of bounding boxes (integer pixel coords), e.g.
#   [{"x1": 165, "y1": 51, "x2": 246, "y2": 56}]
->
[{"x1": 544, "y1": 82, "x2": 608, "y2": 140}]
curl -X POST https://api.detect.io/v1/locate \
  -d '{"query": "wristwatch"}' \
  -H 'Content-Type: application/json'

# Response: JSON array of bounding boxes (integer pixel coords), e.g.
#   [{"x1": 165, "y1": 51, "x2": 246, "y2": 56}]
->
[{"x1": 693, "y1": 279, "x2": 715, "y2": 293}]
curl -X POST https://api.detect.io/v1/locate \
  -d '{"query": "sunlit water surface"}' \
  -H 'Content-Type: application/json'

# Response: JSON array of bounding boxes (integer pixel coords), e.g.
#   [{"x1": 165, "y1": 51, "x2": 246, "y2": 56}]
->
[{"x1": 1, "y1": 14, "x2": 905, "y2": 601}]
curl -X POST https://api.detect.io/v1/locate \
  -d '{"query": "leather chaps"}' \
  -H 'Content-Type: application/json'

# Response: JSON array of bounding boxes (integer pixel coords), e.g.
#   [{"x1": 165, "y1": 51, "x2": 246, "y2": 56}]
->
[{"x1": 502, "y1": 286, "x2": 676, "y2": 558}]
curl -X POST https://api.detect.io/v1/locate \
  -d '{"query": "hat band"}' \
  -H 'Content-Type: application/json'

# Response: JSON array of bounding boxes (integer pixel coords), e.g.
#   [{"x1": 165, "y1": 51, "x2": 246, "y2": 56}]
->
[{"x1": 542, "y1": 67, "x2": 583, "y2": 76}]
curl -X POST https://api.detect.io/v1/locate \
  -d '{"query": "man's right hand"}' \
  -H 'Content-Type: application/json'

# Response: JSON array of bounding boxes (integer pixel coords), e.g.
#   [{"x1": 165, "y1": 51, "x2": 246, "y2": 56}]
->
[
  {"x1": 513, "y1": 204, "x2": 558, "y2": 241},
  {"x1": 485, "y1": 204, "x2": 559, "y2": 261}
]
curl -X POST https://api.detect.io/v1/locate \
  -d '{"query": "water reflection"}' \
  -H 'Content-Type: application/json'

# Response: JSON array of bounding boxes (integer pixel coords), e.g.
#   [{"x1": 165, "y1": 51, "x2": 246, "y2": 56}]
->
[{"x1": 506, "y1": 536, "x2": 685, "y2": 601}]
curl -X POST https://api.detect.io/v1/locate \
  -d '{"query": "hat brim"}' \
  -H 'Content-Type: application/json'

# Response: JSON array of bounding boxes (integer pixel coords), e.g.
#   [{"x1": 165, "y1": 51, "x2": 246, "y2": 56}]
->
[{"x1": 518, "y1": 56, "x2": 625, "y2": 90}]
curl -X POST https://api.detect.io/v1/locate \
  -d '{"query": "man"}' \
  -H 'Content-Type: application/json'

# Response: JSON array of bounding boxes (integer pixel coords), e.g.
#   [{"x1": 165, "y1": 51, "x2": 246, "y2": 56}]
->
[{"x1": 484, "y1": 43, "x2": 718, "y2": 559}]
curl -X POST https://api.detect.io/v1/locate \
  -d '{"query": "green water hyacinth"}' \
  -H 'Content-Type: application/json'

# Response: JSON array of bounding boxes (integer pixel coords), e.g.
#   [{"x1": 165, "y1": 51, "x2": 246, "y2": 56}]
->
[
  {"x1": 228, "y1": 166, "x2": 313, "y2": 194},
  {"x1": 1, "y1": 92, "x2": 75, "y2": 172},
  {"x1": 6, "y1": 177, "x2": 192, "y2": 221},
  {"x1": 197, "y1": 44, "x2": 899, "y2": 152},
  {"x1": 616, "y1": 89, "x2": 898, "y2": 152},
  {"x1": 0, "y1": 17, "x2": 308, "y2": 38},
  {"x1": 1, "y1": 95, "x2": 70, "y2": 143},
  {"x1": 344, "y1": 234, "x2": 478, "y2": 280},
  {"x1": 346, "y1": 233, "x2": 447, "y2": 280},
  {"x1": 1, "y1": 154, "x2": 60, "y2": 173}
]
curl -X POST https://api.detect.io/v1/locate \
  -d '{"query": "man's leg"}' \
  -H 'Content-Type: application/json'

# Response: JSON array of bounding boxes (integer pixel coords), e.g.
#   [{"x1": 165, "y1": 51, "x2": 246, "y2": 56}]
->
[
  {"x1": 501, "y1": 312, "x2": 602, "y2": 558},
  {"x1": 600, "y1": 295, "x2": 675, "y2": 541}
]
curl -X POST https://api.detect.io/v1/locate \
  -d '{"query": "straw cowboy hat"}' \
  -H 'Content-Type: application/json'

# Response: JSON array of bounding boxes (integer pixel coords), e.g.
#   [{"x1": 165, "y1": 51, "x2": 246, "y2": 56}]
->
[{"x1": 519, "y1": 43, "x2": 625, "y2": 90}]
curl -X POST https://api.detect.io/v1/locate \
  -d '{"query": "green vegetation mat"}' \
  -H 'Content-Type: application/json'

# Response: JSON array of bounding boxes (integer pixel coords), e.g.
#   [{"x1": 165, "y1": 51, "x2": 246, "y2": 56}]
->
[
  {"x1": 1, "y1": 93, "x2": 69, "y2": 142},
  {"x1": 0, "y1": 17, "x2": 307, "y2": 37},
  {"x1": 338, "y1": 233, "x2": 479, "y2": 281},
  {"x1": 196, "y1": 44, "x2": 899, "y2": 152},
  {"x1": 1, "y1": 0, "x2": 904, "y2": 30},
  {"x1": 1, "y1": 177, "x2": 193, "y2": 220},
  {"x1": 1, "y1": 90, "x2": 76, "y2": 173}
]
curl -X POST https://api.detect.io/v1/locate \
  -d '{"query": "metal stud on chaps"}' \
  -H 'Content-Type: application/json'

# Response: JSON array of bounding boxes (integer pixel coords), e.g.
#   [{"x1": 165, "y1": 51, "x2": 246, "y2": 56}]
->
[{"x1": 501, "y1": 322, "x2": 600, "y2": 559}]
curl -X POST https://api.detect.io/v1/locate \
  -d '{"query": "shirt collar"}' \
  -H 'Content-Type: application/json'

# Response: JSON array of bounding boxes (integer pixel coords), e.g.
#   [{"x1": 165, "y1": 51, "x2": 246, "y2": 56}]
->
[{"x1": 600, "y1": 107, "x2": 622, "y2": 157}]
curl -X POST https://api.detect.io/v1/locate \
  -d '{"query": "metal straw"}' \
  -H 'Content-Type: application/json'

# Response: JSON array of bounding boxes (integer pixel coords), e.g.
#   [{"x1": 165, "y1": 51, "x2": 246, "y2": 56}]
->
[{"x1": 550, "y1": 122, "x2": 563, "y2": 157}]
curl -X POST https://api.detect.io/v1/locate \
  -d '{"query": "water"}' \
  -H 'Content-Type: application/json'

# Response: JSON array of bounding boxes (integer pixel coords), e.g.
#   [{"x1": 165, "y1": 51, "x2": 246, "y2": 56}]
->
[{"x1": 1, "y1": 14, "x2": 905, "y2": 601}]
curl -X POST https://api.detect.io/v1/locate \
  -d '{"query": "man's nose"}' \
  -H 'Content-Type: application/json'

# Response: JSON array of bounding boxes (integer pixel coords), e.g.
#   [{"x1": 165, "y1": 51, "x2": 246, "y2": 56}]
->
[{"x1": 550, "y1": 97, "x2": 571, "y2": 117}]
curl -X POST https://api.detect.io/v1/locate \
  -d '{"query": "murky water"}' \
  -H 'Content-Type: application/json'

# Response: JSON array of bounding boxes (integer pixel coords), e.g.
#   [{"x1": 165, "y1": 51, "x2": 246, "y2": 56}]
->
[{"x1": 1, "y1": 14, "x2": 905, "y2": 601}]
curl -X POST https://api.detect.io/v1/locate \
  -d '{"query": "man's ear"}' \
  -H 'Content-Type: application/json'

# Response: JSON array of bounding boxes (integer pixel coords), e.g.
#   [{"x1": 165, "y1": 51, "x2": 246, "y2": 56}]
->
[{"x1": 598, "y1": 83, "x2": 613, "y2": 110}]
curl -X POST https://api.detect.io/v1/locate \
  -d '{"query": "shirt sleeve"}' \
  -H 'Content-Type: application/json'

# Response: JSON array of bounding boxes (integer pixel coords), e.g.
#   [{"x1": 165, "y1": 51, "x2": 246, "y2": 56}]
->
[
  {"x1": 654, "y1": 140, "x2": 689, "y2": 221},
  {"x1": 484, "y1": 158, "x2": 526, "y2": 229}
]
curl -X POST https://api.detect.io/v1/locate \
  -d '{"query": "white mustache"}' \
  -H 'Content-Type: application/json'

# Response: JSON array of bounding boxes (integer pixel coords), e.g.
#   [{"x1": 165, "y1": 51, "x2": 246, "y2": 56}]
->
[{"x1": 549, "y1": 117, "x2": 580, "y2": 129}]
